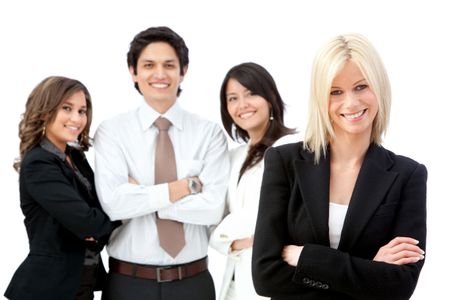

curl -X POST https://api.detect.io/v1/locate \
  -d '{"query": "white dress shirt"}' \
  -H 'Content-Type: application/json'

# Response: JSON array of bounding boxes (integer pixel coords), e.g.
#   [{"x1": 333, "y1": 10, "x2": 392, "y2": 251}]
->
[
  {"x1": 94, "y1": 102, "x2": 230, "y2": 265},
  {"x1": 210, "y1": 134, "x2": 300, "y2": 300}
]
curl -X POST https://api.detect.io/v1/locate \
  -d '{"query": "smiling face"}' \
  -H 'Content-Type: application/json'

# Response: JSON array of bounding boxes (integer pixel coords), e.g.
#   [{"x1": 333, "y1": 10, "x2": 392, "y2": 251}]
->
[
  {"x1": 45, "y1": 90, "x2": 88, "y2": 152},
  {"x1": 226, "y1": 78, "x2": 270, "y2": 143},
  {"x1": 329, "y1": 60, "x2": 378, "y2": 141},
  {"x1": 130, "y1": 42, "x2": 186, "y2": 113}
]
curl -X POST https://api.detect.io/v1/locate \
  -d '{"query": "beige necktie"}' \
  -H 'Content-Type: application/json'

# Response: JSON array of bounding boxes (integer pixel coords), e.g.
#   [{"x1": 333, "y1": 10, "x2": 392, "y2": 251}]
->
[{"x1": 154, "y1": 117, "x2": 186, "y2": 258}]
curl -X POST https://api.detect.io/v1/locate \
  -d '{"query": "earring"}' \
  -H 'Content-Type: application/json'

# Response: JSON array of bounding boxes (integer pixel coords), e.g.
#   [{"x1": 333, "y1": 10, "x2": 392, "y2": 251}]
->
[
  {"x1": 269, "y1": 111, "x2": 274, "y2": 121},
  {"x1": 41, "y1": 126, "x2": 46, "y2": 137}
]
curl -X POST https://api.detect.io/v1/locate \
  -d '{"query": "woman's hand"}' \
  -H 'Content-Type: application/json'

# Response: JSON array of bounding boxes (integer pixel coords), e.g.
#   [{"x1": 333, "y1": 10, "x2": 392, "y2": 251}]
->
[
  {"x1": 231, "y1": 236, "x2": 254, "y2": 251},
  {"x1": 282, "y1": 245, "x2": 303, "y2": 267},
  {"x1": 128, "y1": 176, "x2": 139, "y2": 184},
  {"x1": 373, "y1": 236, "x2": 425, "y2": 265}
]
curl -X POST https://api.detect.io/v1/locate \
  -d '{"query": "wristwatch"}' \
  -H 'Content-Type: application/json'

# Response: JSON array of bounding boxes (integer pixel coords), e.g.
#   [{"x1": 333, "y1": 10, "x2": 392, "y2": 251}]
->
[{"x1": 188, "y1": 177, "x2": 201, "y2": 194}]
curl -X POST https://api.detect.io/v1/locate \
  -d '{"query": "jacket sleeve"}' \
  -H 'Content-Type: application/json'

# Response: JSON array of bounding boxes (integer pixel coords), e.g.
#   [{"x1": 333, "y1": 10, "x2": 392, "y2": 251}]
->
[
  {"x1": 210, "y1": 209, "x2": 255, "y2": 256},
  {"x1": 22, "y1": 156, "x2": 115, "y2": 240},
  {"x1": 252, "y1": 147, "x2": 303, "y2": 298}
]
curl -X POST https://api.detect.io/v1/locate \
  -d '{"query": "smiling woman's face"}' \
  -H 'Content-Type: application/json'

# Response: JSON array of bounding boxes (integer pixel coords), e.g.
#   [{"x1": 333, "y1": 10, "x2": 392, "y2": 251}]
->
[{"x1": 328, "y1": 60, "x2": 378, "y2": 140}]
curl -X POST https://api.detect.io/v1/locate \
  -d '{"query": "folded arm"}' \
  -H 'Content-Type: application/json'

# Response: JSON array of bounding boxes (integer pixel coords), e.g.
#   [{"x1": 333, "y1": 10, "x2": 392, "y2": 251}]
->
[
  {"x1": 210, "y1": 207, "x2": 255, "y2": 255},
  {"x1": 94, "y1": 122, "x2": 174, "y2": 221},
  {"x1": 158, "y1": 126, "x2": 230, "y2": 225}
]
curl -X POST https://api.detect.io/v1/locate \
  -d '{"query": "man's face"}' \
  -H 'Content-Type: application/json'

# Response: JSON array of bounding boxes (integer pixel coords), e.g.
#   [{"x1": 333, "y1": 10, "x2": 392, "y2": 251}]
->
[{"x1": 130, "y1": 42, "x2": 186, "y2": 111}]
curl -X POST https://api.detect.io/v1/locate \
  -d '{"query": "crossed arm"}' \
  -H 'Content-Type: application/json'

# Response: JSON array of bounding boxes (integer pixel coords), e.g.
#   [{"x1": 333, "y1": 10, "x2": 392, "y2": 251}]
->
[
  {"x1": 282, "y1": 236, "x2": 424, "y2": 267},
  {"x1": 94, "y1": 121, "x2": 230, "y2": 225}
]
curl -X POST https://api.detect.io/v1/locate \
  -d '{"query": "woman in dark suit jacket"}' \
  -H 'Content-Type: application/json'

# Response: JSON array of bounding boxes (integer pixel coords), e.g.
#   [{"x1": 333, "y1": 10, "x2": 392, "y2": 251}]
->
[
  {"x1": 4, "y1": 76, "x2": 119, "y2": 300},
  {"x1": 252, "y1": 33, "x2": 427, "y2": 300}
]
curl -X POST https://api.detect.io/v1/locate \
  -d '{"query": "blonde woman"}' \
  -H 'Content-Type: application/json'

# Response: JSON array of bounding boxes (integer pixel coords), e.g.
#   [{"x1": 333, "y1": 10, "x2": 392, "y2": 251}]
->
[{"x1": 252, "y1": 34, "x2": 426, "y2": 299}]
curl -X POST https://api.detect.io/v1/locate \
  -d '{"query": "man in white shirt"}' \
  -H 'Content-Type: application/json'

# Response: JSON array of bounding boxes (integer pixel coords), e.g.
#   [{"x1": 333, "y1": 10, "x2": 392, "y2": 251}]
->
[{"x1": 94, "y1": 26, "x2": 230, "y2": 300}]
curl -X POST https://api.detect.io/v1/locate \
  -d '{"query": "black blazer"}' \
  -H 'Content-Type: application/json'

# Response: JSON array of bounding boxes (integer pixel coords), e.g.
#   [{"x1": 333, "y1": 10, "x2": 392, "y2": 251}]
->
[
  {"x1": 5, "y1": 144, "x2": 118, "y2": 300},
  {"x1": 252, "y1": 142, "x2": 427, "y2": 300}
]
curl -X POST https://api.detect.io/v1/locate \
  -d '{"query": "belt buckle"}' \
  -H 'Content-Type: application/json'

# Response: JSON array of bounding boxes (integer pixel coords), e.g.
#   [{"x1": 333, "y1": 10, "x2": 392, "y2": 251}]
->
[{"x1": 156, "y1": 266, "x2": 183, "y2": 283}]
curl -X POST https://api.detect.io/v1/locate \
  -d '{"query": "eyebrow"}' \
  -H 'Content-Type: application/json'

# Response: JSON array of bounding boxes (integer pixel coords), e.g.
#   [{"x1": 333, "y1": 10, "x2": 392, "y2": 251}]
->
[
  {"x1": 353, "y1": 78, "x2": 367, "y2": 86},
  {"x1": 140, "y1": 58, "x2": 177, "y2": 63},
  {"x1": 62, "y1": 101, "x2": 87, "y2": 109},
  {"x1": 331, "y1": 78, "x2": 367, "y2": 89}
]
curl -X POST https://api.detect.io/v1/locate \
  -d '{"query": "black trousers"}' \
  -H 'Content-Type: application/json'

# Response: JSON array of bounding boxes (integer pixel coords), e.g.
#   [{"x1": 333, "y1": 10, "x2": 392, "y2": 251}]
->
[
  {"x1": 75, "y1": 265, "x2": 99, "y2": 300},
  {"x1": 101, "y1": 269, "x2": 215, "y2": 300}
]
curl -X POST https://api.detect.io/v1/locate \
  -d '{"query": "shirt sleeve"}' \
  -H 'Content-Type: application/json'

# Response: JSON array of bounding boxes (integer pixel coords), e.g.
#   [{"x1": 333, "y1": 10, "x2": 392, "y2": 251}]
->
[
  {"x1": 158, "y1": 124, "x2": 230, "y2": 225},
  {"x1": 94, "y1": 120, "x2": 171, "y2": 221}
]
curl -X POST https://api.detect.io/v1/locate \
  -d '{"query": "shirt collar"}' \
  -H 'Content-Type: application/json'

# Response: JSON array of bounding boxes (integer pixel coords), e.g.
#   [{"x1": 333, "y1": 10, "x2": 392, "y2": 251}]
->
[
  {"x1": 40, "y1": 137, "x2": 67, "y2": 161},
  {"x1": 138, "y1": 101, "x2": 184, "y2": 131}
]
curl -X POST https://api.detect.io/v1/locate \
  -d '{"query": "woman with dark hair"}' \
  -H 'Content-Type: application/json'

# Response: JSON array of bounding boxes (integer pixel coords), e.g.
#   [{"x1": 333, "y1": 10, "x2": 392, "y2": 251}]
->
[
  {"x1": 4, "y1": 76, "x2": 119, "y2": 300},
  {"x1": 210, "y1": 62, "x2": 297, "y2": 300}
]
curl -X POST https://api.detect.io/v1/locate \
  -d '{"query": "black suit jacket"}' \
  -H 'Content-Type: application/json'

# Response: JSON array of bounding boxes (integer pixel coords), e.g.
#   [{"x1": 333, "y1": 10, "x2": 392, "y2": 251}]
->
[
  {"x1": 5, "y1": 144, "x2": 118, "y2": 300},
  {"x1": 252, "y1": 143, "x2": 427, "y2": 300}
]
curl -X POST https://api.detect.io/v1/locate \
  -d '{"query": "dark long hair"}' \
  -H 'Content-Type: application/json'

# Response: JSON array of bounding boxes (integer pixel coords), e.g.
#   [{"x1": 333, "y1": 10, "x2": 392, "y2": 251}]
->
[{"x1": 220, "y1": 62, "x2": 295, "y2": 180}]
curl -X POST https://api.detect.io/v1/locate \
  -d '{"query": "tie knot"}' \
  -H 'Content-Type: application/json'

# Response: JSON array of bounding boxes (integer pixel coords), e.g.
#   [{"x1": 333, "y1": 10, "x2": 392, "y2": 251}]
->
[{"x1": 154, "y1": 117, "x2": 172, "y2": 131}]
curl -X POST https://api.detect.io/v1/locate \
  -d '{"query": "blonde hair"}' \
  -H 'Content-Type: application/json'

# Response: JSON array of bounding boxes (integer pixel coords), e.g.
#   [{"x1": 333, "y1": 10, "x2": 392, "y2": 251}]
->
[
  {"x1": 14, "y1": 76, "x2": 92, "y2": 171},
  {"x1": 304, "y1": 33, "x2": 391, "y2": 163}
]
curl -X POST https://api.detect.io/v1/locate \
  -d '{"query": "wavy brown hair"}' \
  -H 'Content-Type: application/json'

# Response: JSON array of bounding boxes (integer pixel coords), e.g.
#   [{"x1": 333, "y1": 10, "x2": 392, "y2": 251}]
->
[{"x1": 14, "y1": 76, "x2": 92, "y2": 171}]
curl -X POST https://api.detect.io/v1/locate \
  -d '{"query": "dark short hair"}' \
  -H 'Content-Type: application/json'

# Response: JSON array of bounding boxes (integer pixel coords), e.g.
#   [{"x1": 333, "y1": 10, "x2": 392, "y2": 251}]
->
[
  {"x1": 127, "y1": 26, "x2": 189, "y2": 96},
  {"x1": 220, "y1": 62, "x2": 295, "y2": 179}
]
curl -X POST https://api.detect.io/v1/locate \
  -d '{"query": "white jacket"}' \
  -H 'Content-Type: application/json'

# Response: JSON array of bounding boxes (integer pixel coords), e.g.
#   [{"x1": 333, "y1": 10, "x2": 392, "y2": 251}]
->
[{"x1": 210, "y1": 134, "x2": 299, "y2": 300}]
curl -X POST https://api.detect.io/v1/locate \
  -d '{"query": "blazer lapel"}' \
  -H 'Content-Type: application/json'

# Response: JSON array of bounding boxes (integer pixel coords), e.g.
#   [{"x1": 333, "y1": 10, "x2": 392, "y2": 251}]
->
[
  {"x1": 294, "y1": 151, "x2": 330, "y2": 246},
  {"x1": 338, "y1": 144, "x2": 398, "y2": 251}
]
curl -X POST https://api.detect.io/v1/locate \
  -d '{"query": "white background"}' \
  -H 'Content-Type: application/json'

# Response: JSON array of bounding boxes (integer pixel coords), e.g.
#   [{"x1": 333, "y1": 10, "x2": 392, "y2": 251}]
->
[{"x1": 0, "y1": 1, "x2": 448, "y2": 299}]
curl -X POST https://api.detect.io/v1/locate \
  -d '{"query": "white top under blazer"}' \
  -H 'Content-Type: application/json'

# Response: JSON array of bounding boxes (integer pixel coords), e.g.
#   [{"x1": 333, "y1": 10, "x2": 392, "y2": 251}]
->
[{"x1": 328, "y1": 202, "x2": 349, "y2": 249}]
